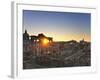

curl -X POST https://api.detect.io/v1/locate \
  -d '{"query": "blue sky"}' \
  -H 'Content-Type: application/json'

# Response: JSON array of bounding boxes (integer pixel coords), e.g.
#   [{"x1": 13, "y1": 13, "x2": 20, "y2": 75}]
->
[{"x1": 23, "y1": 10, "x2": 91, "y2": 41}]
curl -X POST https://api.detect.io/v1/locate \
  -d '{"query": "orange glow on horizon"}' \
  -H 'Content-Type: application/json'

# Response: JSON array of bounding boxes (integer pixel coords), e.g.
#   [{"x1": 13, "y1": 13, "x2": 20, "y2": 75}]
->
[
  {"x1": 29, "y1": 32, "x2": 91, "y2": 42},
  {"x1": 47, "y1": 33, "x2": 90, "y2": 42},
  {"x1": 53, "y1": 35, "x2": 90, "y2": 42}
]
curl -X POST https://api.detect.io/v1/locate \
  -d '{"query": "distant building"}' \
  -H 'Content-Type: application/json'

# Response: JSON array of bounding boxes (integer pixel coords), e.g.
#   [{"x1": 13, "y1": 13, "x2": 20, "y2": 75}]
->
[
  {"x1": 30, "y1": 35, "x2": 38, "y2": 42},
  {"x1": 80, "y1": 38, "x2": 84, "y2": 43},
  {"x1": 38, "y1": 33, "x2": 53, "y2": 43},
  {"x1": 23, "y1": 30, "x2": 53, "y2": 44},
  {"x1": 47, "y1": 37, "x2": 53, "y2": 42},
  {"x1": 80, "y1": 38, "x2": 88, "y2": 45},
  {"x1": 23, "y1": 29, "x2": 29, "y2": 40}
]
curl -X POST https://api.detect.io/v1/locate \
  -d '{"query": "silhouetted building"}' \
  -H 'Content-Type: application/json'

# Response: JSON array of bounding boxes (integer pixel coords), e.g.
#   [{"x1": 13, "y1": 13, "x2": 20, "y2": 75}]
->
[
  {"x1": 23, "y1": 30, "x2": 53, "y2": 44},
  {"x1": 23, "y1": 29, "x2": 29, "y2": 40},
  {"x1": 37, "y1": 33, "x2": 53, "y2": 43},
  {"x1": 30, "y1": 35, "x2": 38, "y2": 42},
  {"x1": 47, "y1": 37, "x2": 53, "y2": 42},
  {"x1": 80, "y1": 38, "x2": 88, "y2": 45},
  {"x1": 38, "y1": 33, "x2": 46, "y2": 39}
]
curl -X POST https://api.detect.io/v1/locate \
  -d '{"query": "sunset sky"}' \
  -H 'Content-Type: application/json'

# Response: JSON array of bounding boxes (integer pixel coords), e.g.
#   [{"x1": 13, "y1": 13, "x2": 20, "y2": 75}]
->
[{"x1": 23, "y1": 10, "x2": 91, "y2": 42}]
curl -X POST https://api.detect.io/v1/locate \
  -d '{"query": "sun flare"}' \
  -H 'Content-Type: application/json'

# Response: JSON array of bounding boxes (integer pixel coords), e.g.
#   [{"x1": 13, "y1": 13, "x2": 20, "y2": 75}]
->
[{"x1": 42, "y1": 38, "x2": 49, "y2": 45}]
